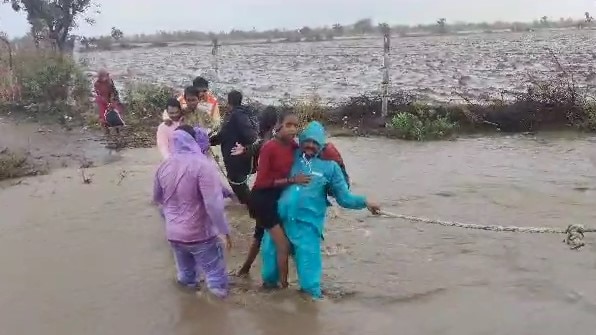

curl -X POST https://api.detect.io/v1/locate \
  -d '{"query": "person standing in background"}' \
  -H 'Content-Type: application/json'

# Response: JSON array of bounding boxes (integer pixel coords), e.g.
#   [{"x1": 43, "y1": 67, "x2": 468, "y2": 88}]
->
[
  {"x1": 94, "y1": 70, "x2": 124, "y2": 131},
  {"x1": 171, "y1": 77, "x2": 221, "y2": 131},
  {"x1": 156, "y1": 98, "x2": 183, "y2": 160}
]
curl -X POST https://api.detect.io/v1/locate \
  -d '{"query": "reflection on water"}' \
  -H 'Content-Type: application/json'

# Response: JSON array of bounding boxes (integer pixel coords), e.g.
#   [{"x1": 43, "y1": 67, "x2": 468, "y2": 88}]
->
[{"x1": 1, "y1": 133, "x2": 596, "y2": 334}]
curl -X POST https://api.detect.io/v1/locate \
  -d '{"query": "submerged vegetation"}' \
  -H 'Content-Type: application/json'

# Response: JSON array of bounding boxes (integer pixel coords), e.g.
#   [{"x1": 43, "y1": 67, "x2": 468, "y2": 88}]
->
[{"x1": 0, "y1": 148, "x2": 43, "y2": 181}]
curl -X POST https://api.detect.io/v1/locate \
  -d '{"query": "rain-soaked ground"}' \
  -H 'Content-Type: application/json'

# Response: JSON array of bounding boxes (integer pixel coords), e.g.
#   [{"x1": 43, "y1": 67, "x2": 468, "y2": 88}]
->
[
  {"x1": 83, "y1": 31, "x2": 596, "y2": 104},
  {"x1": 1, "y1": 125, "x2": 596, "y2": 334}
]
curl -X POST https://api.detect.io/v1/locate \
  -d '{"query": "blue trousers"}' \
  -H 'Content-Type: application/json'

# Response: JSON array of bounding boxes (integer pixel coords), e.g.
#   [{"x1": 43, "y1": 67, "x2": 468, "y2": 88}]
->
[{"x1": 261, "y1": 219, "x2": 323, "y2": 299}]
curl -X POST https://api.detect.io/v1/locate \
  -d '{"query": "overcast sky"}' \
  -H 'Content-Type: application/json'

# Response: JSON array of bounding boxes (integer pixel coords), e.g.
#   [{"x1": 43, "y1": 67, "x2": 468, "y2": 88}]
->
[{"x1": 0, "y1": 0, "x2": 594, "y2": 37}]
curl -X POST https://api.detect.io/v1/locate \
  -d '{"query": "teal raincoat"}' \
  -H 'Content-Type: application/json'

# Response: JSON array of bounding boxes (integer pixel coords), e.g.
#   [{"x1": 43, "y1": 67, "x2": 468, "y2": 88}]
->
[{"x1": 260, "y1": 121, "x2": 368, "y2": 299}]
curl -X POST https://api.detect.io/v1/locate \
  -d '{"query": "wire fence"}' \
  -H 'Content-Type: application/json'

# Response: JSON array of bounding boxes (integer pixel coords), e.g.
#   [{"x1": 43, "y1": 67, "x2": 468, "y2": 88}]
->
[{"x1": 204, "y1": 33, "x2": 595, "y2": 105}]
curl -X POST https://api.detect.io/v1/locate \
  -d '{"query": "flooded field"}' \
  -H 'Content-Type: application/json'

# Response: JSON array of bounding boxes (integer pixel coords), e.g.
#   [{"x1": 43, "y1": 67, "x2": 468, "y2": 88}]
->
[
  {"x1": 84, "y1": 31, "x2": 596, "y2": 104},
  {"x1": 2, "y1": 130, "x2": 596, "y2": 334}
]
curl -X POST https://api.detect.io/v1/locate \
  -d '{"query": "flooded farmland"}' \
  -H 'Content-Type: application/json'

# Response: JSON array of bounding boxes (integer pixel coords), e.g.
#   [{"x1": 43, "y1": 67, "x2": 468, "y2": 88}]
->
[
  {"x1": 1, "y1": 30, "x2": 596, "y2": 335},
  {"x1": 84, "y1": 31, "x2": 596, "y2": 104},
  {"x1": 2, "y1": 130, "x2": 596, "y2": 334}
]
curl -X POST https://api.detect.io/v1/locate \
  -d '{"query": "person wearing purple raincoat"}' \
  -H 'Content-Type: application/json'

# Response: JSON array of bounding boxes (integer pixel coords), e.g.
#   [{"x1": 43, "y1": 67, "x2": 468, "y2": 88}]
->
[{"x1": 153, "y1": 129, "x2": 232, "y2": 298}]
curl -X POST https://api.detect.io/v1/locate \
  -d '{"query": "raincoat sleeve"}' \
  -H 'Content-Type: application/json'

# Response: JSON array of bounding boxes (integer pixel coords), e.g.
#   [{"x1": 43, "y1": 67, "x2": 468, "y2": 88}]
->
[
  {"x1": 156, "y1": 123, "x2": 170, "y2": 160},
  {"x1": 198, "y1": 163, "x2": 230, "y2": 235},
  {"x1": 153, "y1": 170, "x2": 164, "y2": 205},
  {"x1": 329, "y1": 162, "x2": 367, "y2": 210}
]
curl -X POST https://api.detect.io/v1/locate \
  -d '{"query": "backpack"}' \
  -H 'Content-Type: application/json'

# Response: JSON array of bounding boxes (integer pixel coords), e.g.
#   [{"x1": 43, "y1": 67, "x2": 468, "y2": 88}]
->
[{"x1": 104, "y1": 107, "x2": 125, "y2": 127}]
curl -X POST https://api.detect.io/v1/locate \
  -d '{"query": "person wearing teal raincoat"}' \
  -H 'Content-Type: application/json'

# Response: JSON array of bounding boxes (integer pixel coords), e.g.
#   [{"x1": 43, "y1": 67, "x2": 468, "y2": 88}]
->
[{"x1": 260, "y1": 121, "x2": 380, "y2": 299}]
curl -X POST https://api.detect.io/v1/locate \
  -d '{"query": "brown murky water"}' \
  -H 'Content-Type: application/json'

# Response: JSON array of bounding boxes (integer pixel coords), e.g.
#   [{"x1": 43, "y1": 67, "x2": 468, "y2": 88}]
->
[
  {"x1": 83, "y1": 31, "x2": 596, "y2": 104},
  {"x1": 2, "y1": 132, "x2": 596, "y2": 334}
]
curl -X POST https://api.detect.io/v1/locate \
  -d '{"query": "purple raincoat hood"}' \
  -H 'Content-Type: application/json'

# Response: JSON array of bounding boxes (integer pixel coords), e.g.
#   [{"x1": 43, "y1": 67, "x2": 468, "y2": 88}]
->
[
  {"x1": 193, "y1": 127, "x2": 211, "y2": 154},
  {"x1": 172, "y1": 129, "x2": 201, "y2": 154}
]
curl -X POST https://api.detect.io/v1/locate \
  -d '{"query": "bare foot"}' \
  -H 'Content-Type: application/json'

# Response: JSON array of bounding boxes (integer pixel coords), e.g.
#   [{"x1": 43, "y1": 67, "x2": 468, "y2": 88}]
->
[{"x1": 230, "y1": 267, "x2": 250, "y2": 278}]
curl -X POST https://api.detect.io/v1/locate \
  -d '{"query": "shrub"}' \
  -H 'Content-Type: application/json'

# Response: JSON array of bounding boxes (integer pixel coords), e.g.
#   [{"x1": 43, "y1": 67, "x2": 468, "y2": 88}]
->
[
  {"x1": 389, "y1": 105, "x2": 458, "y2": 140},
  {"x1": 279, "y1": 94, "x2": 327, "y2": 128},
  {"x1": 0, "y1": 149, "x2": 40, "y2": 180},
  {"x1": 122, "y1": 82, "x2": 173, "y2": 125},
  {"x1": 0, "y1": 50, "x2": 91, "y2": 123}
]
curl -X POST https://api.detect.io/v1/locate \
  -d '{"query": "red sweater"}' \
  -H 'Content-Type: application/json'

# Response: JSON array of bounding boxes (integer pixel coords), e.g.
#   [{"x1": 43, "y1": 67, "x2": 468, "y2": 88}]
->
[{"x1": 252, "y1": 139, "x2": 297, "y2": 190}]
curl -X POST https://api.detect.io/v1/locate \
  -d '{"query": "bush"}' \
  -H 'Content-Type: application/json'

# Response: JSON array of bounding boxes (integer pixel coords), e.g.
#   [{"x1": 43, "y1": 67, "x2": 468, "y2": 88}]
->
[
  {"x1": 0, "y1": 50, "x2": 91, "y2": 123},
  {"x1": 279, "y1": 94, "x2": 327, "y2": 128},
  {"x1": 0, "y1": 149, "x2": 40, "y2": 180},
  {"x1": 123, "y1": 82, "x2": 173, "y2": 126},
  {"x1": 389, "y1": 105, "x2": 458, "y2": 140}
]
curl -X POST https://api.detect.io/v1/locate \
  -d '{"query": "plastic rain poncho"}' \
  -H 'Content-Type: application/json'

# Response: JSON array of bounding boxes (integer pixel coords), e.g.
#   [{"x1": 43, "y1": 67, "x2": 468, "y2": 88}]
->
[{"x1": 260, "y1": 121, "x2": 368, "y2": 299}]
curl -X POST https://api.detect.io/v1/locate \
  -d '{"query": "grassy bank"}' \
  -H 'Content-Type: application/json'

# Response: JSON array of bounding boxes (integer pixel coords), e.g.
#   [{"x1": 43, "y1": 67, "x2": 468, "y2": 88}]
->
[{"x1": 115, "y1": 69, "x2": 596, "y2": 143}]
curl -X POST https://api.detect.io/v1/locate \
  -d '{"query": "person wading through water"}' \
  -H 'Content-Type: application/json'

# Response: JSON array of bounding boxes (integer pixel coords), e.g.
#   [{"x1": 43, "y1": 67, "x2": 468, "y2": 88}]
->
[
  {"x1": 228, "y1": 107, "x2": 286, "y2": 277},
  {"x1": 209, "y1": 90, "x2": 259, "y2": 205},
  {"x1": 260, "y1": 121, "x2": 380, "y2": 299},
  {"x1": 178, "y1": 124, "x2": 235, "y2": 200},
  {"x1": 153, "y1": 128, "x2": 232, "y2": 298},
  {"x1": 232, "y1": 109, "x2": 352, "y2": 278}
]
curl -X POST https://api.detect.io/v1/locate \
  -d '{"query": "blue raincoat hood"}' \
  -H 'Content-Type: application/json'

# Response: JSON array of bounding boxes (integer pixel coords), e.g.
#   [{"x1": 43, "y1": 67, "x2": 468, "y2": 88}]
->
[
  {"x1": 298, "y1": 121, "x2": 327, "y2": 148},
  {"x1": 172, "y1": 129, "x2": 201, "y2": 154}
]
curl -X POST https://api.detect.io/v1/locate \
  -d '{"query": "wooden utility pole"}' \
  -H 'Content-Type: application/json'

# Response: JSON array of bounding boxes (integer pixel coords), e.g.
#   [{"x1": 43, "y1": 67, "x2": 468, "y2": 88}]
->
[
  {"x1": 211, "y1": 38, "x2": 220, "y2": 83},
  {"x1": 381, "y1": 27, "x2": 391, "y2": 117}
]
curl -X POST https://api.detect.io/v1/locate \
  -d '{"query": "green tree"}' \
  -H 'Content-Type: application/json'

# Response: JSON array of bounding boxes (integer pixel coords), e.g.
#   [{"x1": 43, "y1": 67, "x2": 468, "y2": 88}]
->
[
  {"x1": 299, "y1": 26, "x2": 312, "y2": 37},
  {"x1": 110, "y1": 27, "x2": 123, "y2": 40},
  {"x1": 332, "y1": 23, "x2": 344, "y2": 36},
  {"x1": 436, "y1": 18, "x2": 447, "y2": 34},
  {"x1": 3, "y1": 0, "x2": 98, "y2": 52},
  {"x1": 353, "y1": 18, "x2": 373, "y2": 34},
  {"x1": 378, "y1": 22, "x2": 390, "y2": 35}
]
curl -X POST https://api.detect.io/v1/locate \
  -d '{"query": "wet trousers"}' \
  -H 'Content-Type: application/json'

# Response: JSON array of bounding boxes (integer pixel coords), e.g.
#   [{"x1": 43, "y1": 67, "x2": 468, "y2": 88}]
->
[
  {"x1": 170, "y1": 237, "x2": 229, "y2": 298},
  {"x1": 261, "y1": 219, "x2": 323, "y2": 299}
]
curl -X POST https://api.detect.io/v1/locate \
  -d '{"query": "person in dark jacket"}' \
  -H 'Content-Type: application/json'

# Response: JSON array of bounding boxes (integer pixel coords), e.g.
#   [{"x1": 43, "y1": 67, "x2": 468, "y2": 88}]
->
[
  {"x1": 230, "y1": 106, "x2": 279, "y2": 163},
  {"x1": 209, "y1": 90, "x2": 258, "y2": 205}
]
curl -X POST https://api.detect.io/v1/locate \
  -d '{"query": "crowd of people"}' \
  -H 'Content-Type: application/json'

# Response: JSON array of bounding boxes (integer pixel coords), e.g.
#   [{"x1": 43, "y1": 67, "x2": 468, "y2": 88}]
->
[{"x1": 95, "y1": 72, "x2": 381, "y2": 300}]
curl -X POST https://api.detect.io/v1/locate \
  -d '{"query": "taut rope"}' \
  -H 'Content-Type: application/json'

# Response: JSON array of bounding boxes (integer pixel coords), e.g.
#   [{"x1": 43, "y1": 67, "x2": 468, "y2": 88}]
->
[{"x1": 377, "y1": 210, "x2": 595, "y2": 250}]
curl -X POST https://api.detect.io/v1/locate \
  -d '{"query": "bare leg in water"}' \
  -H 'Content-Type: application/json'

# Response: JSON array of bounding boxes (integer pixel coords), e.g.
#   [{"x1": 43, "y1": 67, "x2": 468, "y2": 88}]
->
[
  {"x1": 236, "y1": 238, "x2": 261, "y2": 277},
  {"x1": 268, "y1": 224, "x2": 290, "y2": 288}
]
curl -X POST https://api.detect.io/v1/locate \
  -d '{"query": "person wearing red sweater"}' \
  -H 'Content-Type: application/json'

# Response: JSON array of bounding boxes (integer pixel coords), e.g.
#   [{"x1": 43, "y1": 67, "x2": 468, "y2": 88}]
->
[
  {"x1": 235, "y1": 112, "x2": 351, "y2": 281},
  {"x1": 237, "y1": 111, "x2": 307, "y2": 287}
]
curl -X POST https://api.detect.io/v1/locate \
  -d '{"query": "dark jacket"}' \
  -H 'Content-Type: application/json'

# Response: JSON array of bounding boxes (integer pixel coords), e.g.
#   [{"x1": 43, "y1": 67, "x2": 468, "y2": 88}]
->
[{"x1": 210, "y1": 105, "x2": 258, "y2": 176}]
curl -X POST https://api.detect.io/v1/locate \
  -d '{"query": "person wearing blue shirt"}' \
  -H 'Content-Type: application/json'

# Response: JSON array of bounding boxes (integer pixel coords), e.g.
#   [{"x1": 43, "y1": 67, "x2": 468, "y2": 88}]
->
[{"x1": 260, "y1": 121, "x2": 381, "y2": 299}]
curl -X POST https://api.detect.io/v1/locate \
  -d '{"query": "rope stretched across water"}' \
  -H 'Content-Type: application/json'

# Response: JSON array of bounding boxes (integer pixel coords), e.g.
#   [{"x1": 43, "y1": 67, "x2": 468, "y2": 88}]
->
[{"x1": 377, "y1": 210, "x2": 596, "y2": 250}]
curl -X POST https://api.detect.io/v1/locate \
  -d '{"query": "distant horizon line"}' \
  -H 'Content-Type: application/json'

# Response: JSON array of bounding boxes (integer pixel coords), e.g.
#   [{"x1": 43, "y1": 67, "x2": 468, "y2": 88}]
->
[{"x1": 113, "y1": 15, "x2": 593, "y2": 36}]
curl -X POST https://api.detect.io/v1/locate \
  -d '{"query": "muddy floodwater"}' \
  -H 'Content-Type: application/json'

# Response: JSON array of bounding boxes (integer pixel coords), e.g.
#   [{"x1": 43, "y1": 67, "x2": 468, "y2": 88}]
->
[
  {"x1": 2, "y1": 131, "x2": 596, "y2": 334},
  {"x1": 84, "y1": 31, "x2": 596, "y2": 103}
]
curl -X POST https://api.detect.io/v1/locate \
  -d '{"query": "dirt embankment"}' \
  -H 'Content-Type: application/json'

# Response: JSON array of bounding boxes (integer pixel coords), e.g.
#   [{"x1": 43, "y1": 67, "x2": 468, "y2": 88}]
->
[{"x1": 0, "y1": 113, "x2": 110, "y2": 182}]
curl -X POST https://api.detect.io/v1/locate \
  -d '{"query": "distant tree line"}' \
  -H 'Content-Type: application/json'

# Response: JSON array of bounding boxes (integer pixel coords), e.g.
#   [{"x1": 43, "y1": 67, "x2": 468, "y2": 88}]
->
[
  {"x1": 1, "y1": 2, "x2": 594, "y2": 54},
  {"x1": 115, "y1": 15, "x2": 595, "y2": 44}
]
